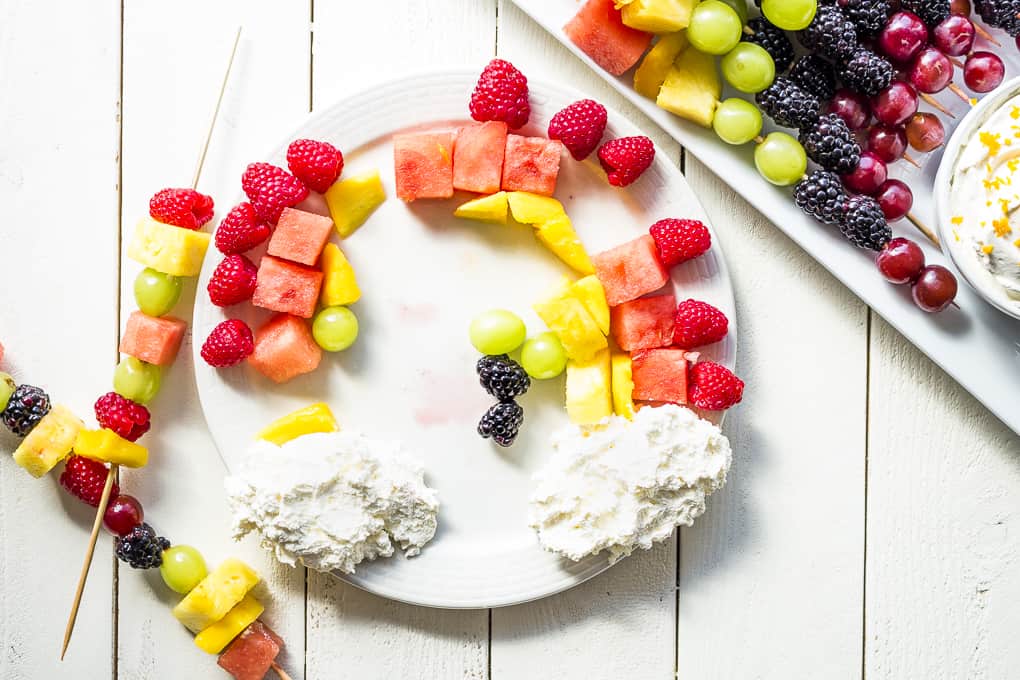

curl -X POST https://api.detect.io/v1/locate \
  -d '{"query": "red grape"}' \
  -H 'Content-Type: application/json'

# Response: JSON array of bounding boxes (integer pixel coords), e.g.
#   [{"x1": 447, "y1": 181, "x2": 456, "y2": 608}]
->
[
  {"x1": 843, "y1": 152, "x2": 888, "y2": 195},
  {"x1": 868, "y1": 125, "x2": 909, "y2": 163},
  {"x1": 909, "y1": 47, "x2": 954, "y2": 94},
  {"x1": 906, "y1": 112, "x2": 946, "y2": 151},
  {"x1": 933, "y1": 15, "x2": 976, "y2": 57},
  {"x1": 875, "y1": 179, "x2": 914, "y2": 221},
  {"x1": 877, "y1": 237, "x2": 925, "y2": 283},
  {"x1": 912, "y1": 265, "x2": 958, "y2": 312},
  {"x1": 964, "y1": 52, "x2": 1005, "y2": 93},
  {"x1": 872, "y1": 81, "x2": 919, "y2": 126},
  {"x1": 104, "y1": 494, "x2": 144, "y2": 536},
  {"x1": 879, "y1": 11, "x2": 929, "y2": 63},
  {"x1": 828, "y1": 88, "x2": 872, "y2": 130}
]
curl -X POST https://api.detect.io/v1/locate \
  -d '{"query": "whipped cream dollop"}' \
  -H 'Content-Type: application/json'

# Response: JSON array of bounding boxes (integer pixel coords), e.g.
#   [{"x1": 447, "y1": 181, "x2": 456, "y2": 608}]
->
[
  {"x1": 225, "y1": 431, "x2": 439, "y2": 574},
  {"x1": 948, "y1": 93, "x2": 1020, "y2": 309},
  {"x1": 528, "y1": 405, "x2": 731, "y2": 563}
]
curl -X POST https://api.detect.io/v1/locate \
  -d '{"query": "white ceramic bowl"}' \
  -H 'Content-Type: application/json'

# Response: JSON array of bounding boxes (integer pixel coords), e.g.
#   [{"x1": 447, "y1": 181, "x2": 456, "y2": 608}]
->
[{"x1": 934, "y1": 76, "x2": 1020, "y2": 321}]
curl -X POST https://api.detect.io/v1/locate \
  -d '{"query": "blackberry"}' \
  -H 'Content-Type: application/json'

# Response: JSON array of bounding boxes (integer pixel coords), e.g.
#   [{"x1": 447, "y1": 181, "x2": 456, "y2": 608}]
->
[
  {"x1": 794, "y1": 170, "x2": 848, "y2": 225},
  {"x1": 840, "y1": 196, "x2": 892, "y2": 250},
  {"x1": 975, "y1": 0, "x2": 1020, "y2": 36},
  {"x1": 901, "y1": 0, "x2": 950, "y2": 27},
  {"x1": 798, "y1": 4, "x2": 859, "y2": 61},
  {"x1": 790, "y1": 55, "x2": 837, "y2": 101},
  {"x1": 800, "y1": 114, "x2": 861, "y2": 174},
  {"x1": 839, "y1": 0, "x2": 891, "y2": 37},
  {"x1": 115, "y1": 523, "x2": 170, "y2": 569},
  {"x1": 1, "y1": 384, "x2": 51, "y2": 437},
  {"x1": 756, "y1": 77, "x2": 821, "y2": 130},
  {"x1": 837, "y1": 49, "x2": 894, "y2": 96},
  {"x1": 476, "y1": 354, "x2": 530, "y2": 401},
  {"x1": 743, "y1": 17, "x2": 795, "y2": 72},
  {"x1": 478, "y1": 401, "x2": 524, "y2": 447}
]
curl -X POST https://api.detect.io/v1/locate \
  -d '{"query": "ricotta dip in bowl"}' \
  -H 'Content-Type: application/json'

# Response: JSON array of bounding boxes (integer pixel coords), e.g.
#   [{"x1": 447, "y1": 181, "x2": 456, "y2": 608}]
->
[{"x1": 936, "y1": 77, "x2": 1020, "y2": 319}]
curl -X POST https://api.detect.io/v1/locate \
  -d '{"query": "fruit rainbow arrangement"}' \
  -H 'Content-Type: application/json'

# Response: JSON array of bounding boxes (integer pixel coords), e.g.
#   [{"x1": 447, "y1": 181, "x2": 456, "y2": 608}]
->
[{"x1": 559, "y1": 0, "x2": 1020, "y2": 314}]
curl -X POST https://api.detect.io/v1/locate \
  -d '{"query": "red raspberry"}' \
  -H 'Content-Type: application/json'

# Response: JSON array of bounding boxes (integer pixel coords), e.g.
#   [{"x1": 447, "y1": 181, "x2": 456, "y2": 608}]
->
[
  {"x1": 215, "y1": 202, "x2": 271, "y2": 255},
  {"x1": 287, "y1": 139, "x2": 344, "y2": 194},
  {"x1": 469, "y1": 59, "x2": 531, "y2": 130},
  {"x1": 201, "y1": 319, "x2": 254, "y2": 368},
  {"x1": 673, "y1": 299, "x2": 729, "y2": 349},
  {"x1": 241, "y1": 162, "x2": 309, "y2": 223},
  {"x1": 649, "y1": 218, "x2": 712, "y2": 267},
  {"x1": 548, "y1": 99, "x2": 608, "y2": 161},
  {"x1": 60, "y1": 456, "x2": 119, "y2": 507},
  {"x1": 149, "y1": 188, "x2": 215, "y2": 230},
  {"x1": 94, "y1": 392, "x2": 151, "y2": 442},
  {"x1": 688, "y1": 361, "x2": 744, "y2": 411},
  {"x1": 597, "y1": 136, "x2": 655, "y2": 187},
  {"x1": 207, "y1": 254, "x2": 258, "y2": 307}
]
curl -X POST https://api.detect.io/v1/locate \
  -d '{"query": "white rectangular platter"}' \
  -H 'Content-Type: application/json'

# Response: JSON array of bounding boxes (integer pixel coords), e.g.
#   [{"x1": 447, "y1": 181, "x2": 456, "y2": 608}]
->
[{"x1": 511, "y1": 0, "x2": 1020, "y2": 435}]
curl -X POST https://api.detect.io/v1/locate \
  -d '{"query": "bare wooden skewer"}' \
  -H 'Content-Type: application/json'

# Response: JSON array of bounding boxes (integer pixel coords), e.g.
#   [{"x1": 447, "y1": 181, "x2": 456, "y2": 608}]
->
[
  {"x1": 903, "y1": 152, "x2": 922, "y2": 169},
  {"x1": 907, "y1": 212, "x2": 942, "y2": 250},
  {"x1": 921, "y1": 92, "x2": 956, "y2": 117},
  {"x1": 974, "y1": 24, "x2": 1001, "y2": 46},
  {"x1": 60, "y1": 25, "x2": 243, "y2": 662},
  {"x1": 272, "y1": 661, "x2": 294, "y2": 680},
  {"x1": 948, "y1": 82, "x2": 972, "y2": 103},
  {"x1": 60, "y1": 464, "x2": 119, "y2": 659}
]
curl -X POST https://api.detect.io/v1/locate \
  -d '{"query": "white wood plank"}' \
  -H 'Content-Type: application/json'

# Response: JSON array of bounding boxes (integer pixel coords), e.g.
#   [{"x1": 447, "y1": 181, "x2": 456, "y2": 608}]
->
[
  {"x1": 117, "y1": 2, "x2": 311, "y2": 678},
  {"x1": 304, "y1": 1, "x2": 494, "y2": 677},
  {"x1": 490, "y1": 5, "x2": 680, "y2": 678},
  {"x1": 0, "y1": 0, "x2": 121, "y2": 676},
  {"x1": 679, "y1": 158, "x2": 868, "y2": 678},
  {"x1": 865, "y1": 318, "x2": 1020, "y2": 679}
]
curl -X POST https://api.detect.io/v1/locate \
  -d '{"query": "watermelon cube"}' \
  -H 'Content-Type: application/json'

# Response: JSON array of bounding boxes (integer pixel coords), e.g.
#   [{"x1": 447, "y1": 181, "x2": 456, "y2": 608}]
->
[
  {"x1": 252, "y1": 256, "x2": 323, "y2": 319},
  {"x1": 631, "y1": 348, "x2": 688, "y2": 404},
  {"x1": 592, "y1": 234, "x2": 669, "y2": 305},
  {"x1": 217, "y1": 621, "x2": 284, "y2": 680},
  {"x1": 501, "y1": 135, "x2": 563, "y2": 197},
  {"x1": 393, "y1": 130, "x2": 456, "y2": 201},
  {"x1": 565, "y1": 0, "x2": 653, "y2": 76},
  {"x1": 266, "y1": 208, "x2": 333, "y2": 266},
  {"x1": 248, "y1": 314, "x2": 322, "y2": 384},
  {"x1": 119, "y1": 311, "x2": 187, "y2": 366},
  {"x1": 610, "y1": 293, "x2": 676, "y2": 351},
  {"x1": 453, "y1": 121, "x2": 507, "y2": 194}
]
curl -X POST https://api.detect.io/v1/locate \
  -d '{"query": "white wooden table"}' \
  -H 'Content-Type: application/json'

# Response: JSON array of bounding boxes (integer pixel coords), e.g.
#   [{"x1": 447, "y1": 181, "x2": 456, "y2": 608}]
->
[{"x1": 1, "y1": 1, "x2": 1018, "y2": 678}]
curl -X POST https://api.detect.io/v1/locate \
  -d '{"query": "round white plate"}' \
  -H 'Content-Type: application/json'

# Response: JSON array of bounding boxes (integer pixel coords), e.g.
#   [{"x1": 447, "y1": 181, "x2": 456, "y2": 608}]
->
[{"x1": 193, "y1": 71, "x2": 737, "y2": 609}]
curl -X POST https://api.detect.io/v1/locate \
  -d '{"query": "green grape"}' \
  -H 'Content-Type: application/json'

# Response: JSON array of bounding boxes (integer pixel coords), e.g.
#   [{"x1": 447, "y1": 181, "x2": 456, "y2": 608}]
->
[
  {"x1": 713, "y1": 98, "x2": 763, "y2": 144},
  {"x1": 762, "y1": 0, "x2": 817, "y2": 31},
  {"x1": 113, "y1": 356, "x2": 162, "y2": 405},
  {"x1": 717, "y1": 0, "x2": 748, "y2": 25},
  {"x1": 469, "y1": 309, "x2": 526, "y2": 355},
  {"x1": 159, "y1": 545, "x2": 208, "y2": 594},
  {"x1": 721, "y1": 43, "x2": 776, "y2": 93},
  {"x1": 134, "y1": 268, "x2": 183, "y2": 317},
  {"x1": 754, "y1": 132, "x2": 808, "y2": 186},
  {"x1": 687, "y1": 0, "x2": 743, "y2": 55},
  {"x1": 0, "y1": 372, "x2": 15, "y2": 412},
  {"x1": 312, "y1": 306, "x2": 359, "y2": 352},
  {"x1": 520, "y1": 332, "x2": 567, "y2": 379}
]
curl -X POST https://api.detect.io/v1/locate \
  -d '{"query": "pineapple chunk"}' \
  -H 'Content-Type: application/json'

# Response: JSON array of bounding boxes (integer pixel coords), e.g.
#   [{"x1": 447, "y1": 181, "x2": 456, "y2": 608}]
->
[
  {"x1": 454, "y1": 192, "x2": 509, "y2": 224},
  {"x1": 535, "y1": 215, "x2": 595, "y2": 275},
  {"x1": 611, "y1": 353, "x2": 636, "y2": 420},
  {"x1": 74, "y1": 428, "x2": 148, "y2": 468},
  {"x1": 657, "y1": 47, "x2": 721, "y2": 128},
  {"x1": 173, "y1": 558, "x2": 260, "y2": 633},
  {"x1": 622, "y1": 0, "x2": 696, "y2": 33},
  {"x1": 194, "y1": 594, "x2": 264, "y2": 654},
  {"x1": 507, "y1": 192, "x2": 565, "y2": 225},
  {"x1": 255, "y1": 402, "x2": 339, "y2": 445},
  {"x1": 566, "y1": 350, "x2": 613, "y2": 425},
  {"x1": 569, "y1": 275, "x2": 610, "y2": 336},
  {"x1": 533, "y1": 294, "x2": 607, "y2": 362},
  {"x1": 634, "y1": 32, "x2": 689, "y2": 99},
  {"x1": 13, "y1": 405, "x2": 82, "y2": 478},
  {"x1": 320, "y1": 243, "x2": 361, "y2": 307},
  {"x1": 128, "y1": 217, "x2": 211, "y2": 277},
  {"x1": 324, "y1": 170, "x2": 386, "y2": 238}
]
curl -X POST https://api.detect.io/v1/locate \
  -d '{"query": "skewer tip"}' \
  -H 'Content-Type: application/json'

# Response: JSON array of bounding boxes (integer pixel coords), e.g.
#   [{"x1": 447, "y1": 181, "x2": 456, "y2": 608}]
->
[{"x1": 272, "y1": 661, "x2": 294, "y2": 680}]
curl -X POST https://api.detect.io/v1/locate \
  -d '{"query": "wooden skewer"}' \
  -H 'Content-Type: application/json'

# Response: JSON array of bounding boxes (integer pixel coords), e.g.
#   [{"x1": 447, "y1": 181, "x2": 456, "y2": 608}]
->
[
  {"x1": 192, "y1": 26, "x2": 243, "y2": 190},
  {"x1": 948, "y1": 83, "x2": 972, "y2": 103},
  {"x1": 272, "y1": 662, "x2": 293, "y2": 680},
  {"x1": 60, "y1": 464, "x2": 119, "y2": 660},
  {"x1": 903, "y1": 152, "x2": 922, "y2": 169},
  {"x1": 920, "y1": 92, "x2": 956, "y2": 118},
  {"x1": 949, "y1": 55, "x2": 966, "y2": 69},
  {"x1": 906, "y1": 212, "x2": 942, "y2": 250},
  {"x1": 974, "y1": 23, "x2": 1002, "y2": 47}
]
